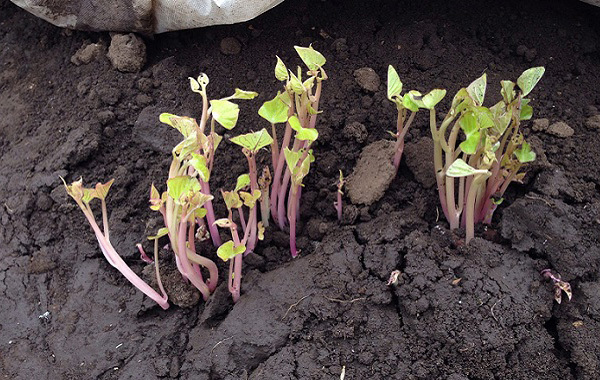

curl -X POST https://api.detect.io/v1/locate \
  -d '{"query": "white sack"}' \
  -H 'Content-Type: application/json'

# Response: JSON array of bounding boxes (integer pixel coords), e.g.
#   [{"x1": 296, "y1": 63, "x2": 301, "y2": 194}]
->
[{"x1": 11, "y1": 0, "x2": 284, "y2": 34}]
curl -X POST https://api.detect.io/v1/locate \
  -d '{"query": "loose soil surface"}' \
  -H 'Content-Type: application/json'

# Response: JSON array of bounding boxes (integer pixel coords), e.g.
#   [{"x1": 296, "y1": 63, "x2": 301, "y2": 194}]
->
[{"x1": 1, "y1": 0, "x2": 600, "y2": 379}]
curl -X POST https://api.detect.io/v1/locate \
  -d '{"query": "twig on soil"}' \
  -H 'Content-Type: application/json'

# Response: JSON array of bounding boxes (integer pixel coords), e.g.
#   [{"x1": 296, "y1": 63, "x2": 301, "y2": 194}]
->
[
  {"x1": 490, "y1": 297, "x2": 505, "y2": 327},
  {"x1": 282, "y1": 294, "x2": 311, "y2": 320},
  {"x1": 210, "y1": 336, "x2": 234, "y2": 354},
  {"x1": 525, "y1": 194, "x2": 554, "y2": 207},
  {"x1": 324, "y1": 296, "x2": 367, "y2": 304},
  {"x1": 340, "y1": 365, "x2": 346, "y2": 380}
]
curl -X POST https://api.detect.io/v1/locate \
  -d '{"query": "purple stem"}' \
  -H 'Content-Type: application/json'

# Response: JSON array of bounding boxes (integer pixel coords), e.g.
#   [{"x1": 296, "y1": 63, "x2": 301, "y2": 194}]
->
[{"x1": 200, "y1": 181, "x2": 221, "y2": 247}]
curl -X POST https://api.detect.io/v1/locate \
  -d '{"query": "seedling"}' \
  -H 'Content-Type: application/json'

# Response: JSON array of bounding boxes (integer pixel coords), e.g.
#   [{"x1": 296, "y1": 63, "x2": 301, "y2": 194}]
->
[
  {"x1": 62, "y1": 178, "x2": 169, "y2": 310},
  {"x1": 541, "y1": 269, "x2": 572, "y2": 304},
  {"x1": 334, "y1": 170, "x2": 345, "y2": 222},
  {"x1": 425, "y1": 67, "x2": 545, "y2": 243},
  {"x1": 160, "y1": 73, "x2": 258, "y2": 248},
  {"x1": 148, "y1": 74, "x2": 257, "y2": 300},
  {"x1": 386, "y1": 65, "x2": 435, "y2": 171},
  {"x1": 258, "y1": 45, "x2": 327, "y2": 257}
]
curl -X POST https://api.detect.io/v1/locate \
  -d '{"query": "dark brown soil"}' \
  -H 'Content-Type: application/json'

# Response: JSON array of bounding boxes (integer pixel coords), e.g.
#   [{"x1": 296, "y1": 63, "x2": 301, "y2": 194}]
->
[{"x1": 2, "y1": 0, "x2": 600, "y2": 379}]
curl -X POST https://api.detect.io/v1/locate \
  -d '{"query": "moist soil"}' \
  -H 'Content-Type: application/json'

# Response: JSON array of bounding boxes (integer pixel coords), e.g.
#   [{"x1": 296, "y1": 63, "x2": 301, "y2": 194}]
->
[{"x1": 1, "y1": 0, "x2": 600, "y2": 379}]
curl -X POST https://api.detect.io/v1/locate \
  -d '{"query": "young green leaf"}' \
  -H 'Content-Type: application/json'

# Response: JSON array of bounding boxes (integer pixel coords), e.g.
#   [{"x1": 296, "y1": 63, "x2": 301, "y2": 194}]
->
[
  {"x1": 402, "y1": 93, "x2": 420, "y2": 112},
  {"x1": 160, "y1": 113, "x2": 198, "y2": 138},
  {"x1": 61, "y1": 177, "x2": 84, "y2": 202},
  {"x1": 258, "y1": 95, "x2": 289, "y2": 124},
  {"x1": 519, "y1": 99, "x2": 533, "y2": 121},
  {"x1": 459, "y1": 112, "x2": 481, "y2": 154},
  {"x1": 189, "y1": 153, "x2": 210, "y2": 182},
  {"x1": 289, "y1": 72, "x2": 304, "y2": 95},
  {"x1": 500, "y1": 80, "x2": 515, "y2": 103},
  {"x1": 294, "y1": 45, "x2": 326, "y2": 71},
  {"x1": 514, "y1": 141, "x2": 536, "y2": 163},
  {"x1": 210, "y1": 99, "x2": 239, "y2": 130},
  {"x1": 422, "y1": 89, "x2": 447, "y2": 109},
  {"x1": 189, "y1": 77, "x2": 201, "y2": 93},
  {"x1": 230, "y1": 128, "x2": 274, "y2": 152},
  {"x1": 94, "y1": 179, "x2": 115, "y2": 200},
  {"x1": 148, "y1": 227, "x2": 169, "y2": 240},
  {"x1": 213, "y1": 218, "x2": 234, "y2": 228},
  {"x1": 217, "y1": 241, "x2": 246, "y2": 261},
  {"x1": 288, "y1": 115, "x2": 318, "y2": 141},
  {"x1": 240, "y1": 189, "x2": 262, "y2": 208},
  {"x1": 466, "y1": 73, "x2": 487, "y2": 106},
  {"x1": 387, "y1": 65, "x2": 403, "y2": 101},
  {"x1": 446, "y1": 159, "x2": 489, "y2": 177},
  {"x1": 517, "y1": 67, "x2": 545, "y2": 97},
  {"x1": 275, "y1": 56, "x2": 289, "y2": 81},
  {"x1": 284, "y1": 148, "x2": 302, "y2": 173},
  {"x1": 222, "y1": 190, "x2": 243, "y2": 210},
  {"x1": 227, "y1": 88, "x2": 259, "y2": 100},
  {"x1": 167, "y1": 176, "x2": 200, "y2": 203},
  {"x1": 235, "y1": 174, "x2": 250, "y2": 192},
  {"x1": 195, "y1": 207, "x2": 207, "y2": 219},
  {"x1": 82, "y1": 188, "x2": 98, "y2": 205}
]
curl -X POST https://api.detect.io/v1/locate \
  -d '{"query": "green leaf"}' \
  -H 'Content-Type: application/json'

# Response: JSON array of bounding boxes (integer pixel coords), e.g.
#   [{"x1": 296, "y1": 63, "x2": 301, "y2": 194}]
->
[
  {"x1": 288, "y1": 115, "x2": 318, "y2": 141},
  {"x1": 173, "y1": 132, "x2": 200, "y2": 159},
  {"x1": 222, "y1": 191, "x2": 242, "y2": 210},
  {"x1": 195, "y1": 207, "x2": 207, "y2": 218},
  {"x1": 275, "y1": 56, "x2": 289, "y2": 81},
  {"x1": 446, "y1": 159, "x2": 488, "y2": 177},
  {"x1": 234, "y1": 174, "x2": 250, "y2": 192},
  {"x1": 189, "y1": 153, "x2": 210, "y2": 182},
  {"x1": 148, "y1": 227, "x2": 169, "y2": 240},
  {"x1": 517, "y1": 67, "x2": 545, "y2": 97},
  {"x1": 167, "y1": 176, "x2": 200, "y2": 203},
  {"x1": 94, "y1": 179, "x2": 115, "y2": 200},
  {"x1": 459, "y1": 112, "x2": 480, "y2": 154},
  {"x1": 160, "y1": 113, "x2": 198, "y2": 138},
  {"x1": 82, "y1": 188, "x2": 98, "y2": 204},
  {"x1": 422, "y1": 89, "x2": 446, "y2": 109},
  {"x1": 520, "y1": 99, "x2": 533, "y2": 121},
  {"x1": 258, "y1": 95, "x2": 289, "y2": 124},
  {"x1": 217, "y1": 241, "x2": 246, "y2": 261},
  {"x1": 284, "y1": 148, "x2": 302, "y2": 173},
  {"x1": 189, "y1": 77, "x2": 201, "y2": 93},
  {"x1": 387, "y1": 65, "x2": 403, "y2": 101},
  {"x1": 230, "y1": 128, "x2": 274, "y2": 152},
  {"x1": 302, "y1": 76, "x2": 315, "y2": 90},
  {"x1": 228, "y1": 88, "x2": 259, "y2": 100},
  {"x1": 289, "y1": 72, "x2": 304, "y2": 95},
  {"x1": 514, "y1": 141, "x2": 536, "y2": 163},
  {"x1": 240, "y1": 189, "x2": 262, "y2": 208},
  {"x1": 466, "y1": 73, "x2": 487, "y2": 106},
  {"x1": 210, "y1": 99, "x2": 239, "y2": 130},
  {"x1": 500, "y1": 80, "x2": 515, "y2": 103},
  {"x1": 402, "y1": 93, "x2": 420, "y2": 112},
  {"x1": 294, "y1": 45, "x2": 326, "y2": 71}
]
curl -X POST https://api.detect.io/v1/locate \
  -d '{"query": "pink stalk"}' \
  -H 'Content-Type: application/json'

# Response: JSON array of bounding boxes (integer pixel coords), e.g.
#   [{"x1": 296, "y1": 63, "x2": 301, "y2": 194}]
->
[
  {"x1": 200, "y1": 181, "x2": 221, "y2": 247},
  {"x1": 277, "y1": 169, "x2": 291, "y2": 229},
  {"x1": 246, "y1": 154, "x2": 259, "y2": 253},
  {"x1": 81, "y1": 207, "x2": 169, "y2": 310},
  {"x1": 270, "y1": 104, "x2": 296, "y2": 224},
  {"x1": 334, "y1": 191, "x2": 342, "y2": 222},
  {"x1": 287, "y1": 185, "x2": 300, "y2": 257},
  {"x1": 137, "y1": 244, "x2": 154, "y2": 263},
  {"x1": 392, "y1": 111, "x2": 416, "y2": 171},
  {"x1": 176, "y1": 214, "x2": 211, "y2": 300},
  {"x1": 237, "y1": 208, "x2": 247, "y2": 232}
]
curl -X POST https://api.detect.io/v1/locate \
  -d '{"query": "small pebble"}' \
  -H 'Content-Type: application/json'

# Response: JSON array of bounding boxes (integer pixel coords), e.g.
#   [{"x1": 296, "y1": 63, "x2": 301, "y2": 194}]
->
[
  {"x1": 585, "y1": 115, "x2": 600, "y2": 130},
  {"x1": 532, "y1": 118, "x2": 549, "y2": 132},
  {"x1": 220, "y1": 37, "x2": 242, "y2": 55},
  {"x1": 547, "y1": 121, "x2": 574, "y2": 138},
  {"x1": 353, "y1": 67, "x2": 381, "y2": 93}
]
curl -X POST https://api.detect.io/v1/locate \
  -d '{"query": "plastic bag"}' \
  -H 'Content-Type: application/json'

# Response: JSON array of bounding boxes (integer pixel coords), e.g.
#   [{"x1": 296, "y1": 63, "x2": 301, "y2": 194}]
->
[{"x1": 11, "y1": 0, "x2": 284, "y2": 34}]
